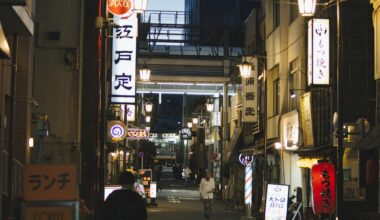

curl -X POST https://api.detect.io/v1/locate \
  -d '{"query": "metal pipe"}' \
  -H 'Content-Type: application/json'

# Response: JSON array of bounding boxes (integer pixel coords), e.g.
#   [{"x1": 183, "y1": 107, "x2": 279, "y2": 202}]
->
[
  {"x1": 336, "y1": 0, "x2": 343, "y2": 218},
  {"x1": 7, "y1": 33, "x2": 18, "y2": 220}
]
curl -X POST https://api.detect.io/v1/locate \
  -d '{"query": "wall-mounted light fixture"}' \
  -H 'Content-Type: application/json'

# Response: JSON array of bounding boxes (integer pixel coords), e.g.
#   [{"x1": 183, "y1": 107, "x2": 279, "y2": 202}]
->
[{"x1": 289, "y1": 89, "x2": 307, "y2": 99}]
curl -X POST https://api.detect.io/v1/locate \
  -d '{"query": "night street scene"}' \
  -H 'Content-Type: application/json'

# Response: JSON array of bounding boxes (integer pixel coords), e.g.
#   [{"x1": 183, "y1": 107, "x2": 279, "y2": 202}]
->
[{"x1": 1, "y1": 0, "x2": 380, "y2": 219}]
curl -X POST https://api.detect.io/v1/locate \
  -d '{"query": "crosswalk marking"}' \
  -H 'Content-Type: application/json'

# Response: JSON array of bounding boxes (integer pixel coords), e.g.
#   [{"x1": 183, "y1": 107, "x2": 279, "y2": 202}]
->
[{"x1": 167, "y1": 196, "x2": 181, "y2": 203}]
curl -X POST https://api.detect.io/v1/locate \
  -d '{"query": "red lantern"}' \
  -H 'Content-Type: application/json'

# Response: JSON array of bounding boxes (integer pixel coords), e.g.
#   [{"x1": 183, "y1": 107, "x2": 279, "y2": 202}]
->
[{"x1": 312, "y1": 162, "x2": 336, "y2": 215}]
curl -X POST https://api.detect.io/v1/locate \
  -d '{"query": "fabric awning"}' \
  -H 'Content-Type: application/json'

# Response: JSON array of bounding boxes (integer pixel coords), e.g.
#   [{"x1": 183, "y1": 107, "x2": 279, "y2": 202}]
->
[
  {"x1": 225, "y1": 127, "x2": 242, "y2": 161},
  {"x1": 0, "y1": 22, "x2": 10, "y2": 59},
  {"x1": 353, "y1": 125, "x2": 380, "y2": 150}
]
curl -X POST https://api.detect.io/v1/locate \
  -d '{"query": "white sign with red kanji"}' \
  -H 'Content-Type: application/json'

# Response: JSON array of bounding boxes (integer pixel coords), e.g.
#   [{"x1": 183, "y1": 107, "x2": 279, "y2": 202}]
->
[{"x1": 111, "y1": 14, "x2": 138, "y2": 104}]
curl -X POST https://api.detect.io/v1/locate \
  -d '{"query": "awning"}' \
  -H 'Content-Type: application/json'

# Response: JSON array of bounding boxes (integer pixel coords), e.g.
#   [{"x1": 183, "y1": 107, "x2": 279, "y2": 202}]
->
[
  {"x1": 0, "y1": 22, "x2": 10, "y2": 59},
  {"x1": 225, "y1": 127, "x2": 242, "y2": 161},
  {"x1": 353, "y1": 125, "x2": 380, "y2": 150}
]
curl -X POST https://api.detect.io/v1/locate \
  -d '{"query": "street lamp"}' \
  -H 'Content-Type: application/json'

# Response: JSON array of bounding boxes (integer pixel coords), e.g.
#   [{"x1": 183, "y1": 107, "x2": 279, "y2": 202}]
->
[
  {"x1": 139, "y1": 65, "x2": 151, "y2": 81},
  {"x1": 237, "y1": 58, "x2": 252, "y2": 79},
  {"x1": 206, "y1": 98, "x2": 214, "y2": 112},
  {"x1": 192, "y1": 117, "x2": 199, "y2": 125},
  {"x1": 133, "y1": 0, "x2": 149, "y2": 13},
  {"x1": 145, "y1": 101, "x2": 153, "y2": 113},
  {"x1": 297, "y1": 0, "x2": 316, "y2": 16},
  {"x1": 145, "y1": 116, "x2": 151, "y2": 123}
]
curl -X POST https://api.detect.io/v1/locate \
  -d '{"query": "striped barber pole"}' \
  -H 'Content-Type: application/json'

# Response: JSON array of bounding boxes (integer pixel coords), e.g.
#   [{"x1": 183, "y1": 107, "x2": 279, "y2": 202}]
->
[{"x1": 244, "y1": 163, "x2": 253, "y2": 205}]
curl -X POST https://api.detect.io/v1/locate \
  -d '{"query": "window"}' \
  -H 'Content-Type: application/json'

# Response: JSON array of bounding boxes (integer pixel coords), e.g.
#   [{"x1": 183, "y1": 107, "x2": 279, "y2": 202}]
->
[
  {"x1": 273, "y1": 0, "x2": 280, "y2": 28},
  {"x1": 274, "y1": 79, "x2": 280, "y2": 115},
  {"x1": 289, "y1": 0, "x2": 298, "y2": 24}
]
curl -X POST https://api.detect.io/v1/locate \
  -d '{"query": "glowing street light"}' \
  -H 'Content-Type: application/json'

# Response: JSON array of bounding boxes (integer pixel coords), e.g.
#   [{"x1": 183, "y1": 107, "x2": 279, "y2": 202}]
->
[{"x1": 298, "y1": 0, "x2": 316, "y2": 16}]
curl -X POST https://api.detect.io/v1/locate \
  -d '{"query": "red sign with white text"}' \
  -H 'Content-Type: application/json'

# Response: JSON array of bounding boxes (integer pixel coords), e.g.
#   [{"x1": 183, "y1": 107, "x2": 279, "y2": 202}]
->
[
  {"x1": 107, "y1": 0, "x2": 133, "y2": 16},
  {"x1": 312, "y1": 162, "x2": 336, "y2": 215}
]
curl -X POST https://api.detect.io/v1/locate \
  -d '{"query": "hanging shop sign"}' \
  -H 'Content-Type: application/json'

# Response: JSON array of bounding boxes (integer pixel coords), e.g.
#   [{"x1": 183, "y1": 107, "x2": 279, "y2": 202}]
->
[
  {"x1": 242, "y1": 56, "x2": 258, "y2": 123},
  {"x1": 107, "y1": 0, "x2": 134, "y2": 17},
  {"x1": 280, "y1": 110, "x2": 300, "y2": 150},
  {"x1": 312, "y1": 162, "x2": 336, "y2": 215},
  {"x1": 139, "y1": 169, "x2": 152, "y2": 198},
  {"x1": 181, "y1": 128, "x2": 192, "y2": 139},
  {"x1": 111, "y1": 13, "x2": 138, "y2": 104},
  {"x1": 127, "y1": 128, "x2": 149, "y2": 140},
  {"x1": 212, "y1": 111, "x2": 221, "y2": 127},
  {"x1": 121, "y1": 104, "x2": 136, "y2": 122},
  {"x1": 300, "y1": 92, "x2": 314, "y2": 147},
  {"x1": 308, "y1": 18, "x2": 330, "y2": 85},
  {"x1": 265, "y1": 184, "x2": 289, "y2": 220},
  {"x1": 24, "y1": 164, "x2": 77, "y2": 201},
  {"x1": 107, "y1": 120, "x2": 127, "y2": 142}
]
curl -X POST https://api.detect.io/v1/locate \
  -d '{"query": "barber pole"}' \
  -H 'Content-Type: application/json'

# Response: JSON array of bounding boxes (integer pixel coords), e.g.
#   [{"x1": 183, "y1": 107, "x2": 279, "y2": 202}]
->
[
  {"x1": 239, "y1": 153, "x2": 254, "y2": 218},
  {"x1": 244, "y1": 164, "x2": 253, "y2": 205}
]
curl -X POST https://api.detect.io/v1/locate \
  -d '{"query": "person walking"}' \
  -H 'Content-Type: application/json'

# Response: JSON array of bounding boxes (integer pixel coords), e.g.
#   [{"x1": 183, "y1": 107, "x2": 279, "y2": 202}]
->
[
  {"x1": 199, "y1": 170, "x2": 215, "y2": 220},
  {"x1": 102, "y1": 171, "x2": 147, "y2": 220},
  {"x1": 183, "y1": 165, "x2": 191, "y2": 186}
]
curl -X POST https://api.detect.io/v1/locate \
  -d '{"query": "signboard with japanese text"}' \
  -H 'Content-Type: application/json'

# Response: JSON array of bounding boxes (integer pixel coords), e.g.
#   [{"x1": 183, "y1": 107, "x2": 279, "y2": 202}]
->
[
  {"x1": 111, "y1": 14, "x2": 138, "y2": 104},
  {"x1": 107, "y1": 120, "x2": 127, "y2": 142},
  {"x1": 127, "y1": 128, "x2": 149, "y2": 140},
  {"x1": 212, "y1": 111, "x2": 221, "y2": 127},
  {"x1": 265, "y1": 184, "x2": 289, "y2": 220},
  {"x1": 120, "y1": 104, "x2": 136, "y2": 122},
  {"x1": 280, "y1": 110, "x2": 300, "y2": 151},
  {"x1": 24, "y1": 164, "x2": 77, "y2": 201},
  {"x1": 312, "y1": 162, "x2": 336, "y2": 215},
  {"x1": 24, "y1": 206, "x2": 74, "y2": 220},
  {"x1": 150, "y1": 182, "x2": 157, "y2": 198},
  {"x1": 107, "y1": 0, "x2": 134, "y2": 16},
  {"x1": 300, "y1": 92, "x2": 314, "y2": 147},
  {"x1": 308, "y1": 19, "x2": 330, "y2": 85},
  {"x1": 139, "y1": 169, "x2": 152, "y2": 198},
  {"x1": 242, "y1": 56, "x2": 258, "y2": 123}
]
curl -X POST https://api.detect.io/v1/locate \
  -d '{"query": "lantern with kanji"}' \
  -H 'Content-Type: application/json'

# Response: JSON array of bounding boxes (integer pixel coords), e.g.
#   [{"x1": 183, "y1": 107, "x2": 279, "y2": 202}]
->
[{"x1": 312, "y1": 162, "x2": 336, "y2": 215}]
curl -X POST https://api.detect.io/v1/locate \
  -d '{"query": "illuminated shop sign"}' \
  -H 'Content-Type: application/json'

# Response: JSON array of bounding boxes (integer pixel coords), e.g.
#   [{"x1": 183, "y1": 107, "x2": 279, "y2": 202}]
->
[
  {"x1": 242, "y1": 57, "x2": 258, "y2": 123},
  {"x1": 308, "y1": 18, "x2": 330, "y2": 85},
  {"x1": 111, "y1": 13, "x2": 138, "y2": 104},
  {"x1": 312, "y1": 162, "x2": 336, "y2": 215}
]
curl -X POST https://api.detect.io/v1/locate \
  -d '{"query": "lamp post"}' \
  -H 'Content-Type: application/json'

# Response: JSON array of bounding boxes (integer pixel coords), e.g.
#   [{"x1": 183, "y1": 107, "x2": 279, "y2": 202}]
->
[
  {"x1": 297, "y1": 0, "x2": 343, "y2": 218},
  {"x1": 139, "y1": 65, "x2": 151, "y2": 81}
]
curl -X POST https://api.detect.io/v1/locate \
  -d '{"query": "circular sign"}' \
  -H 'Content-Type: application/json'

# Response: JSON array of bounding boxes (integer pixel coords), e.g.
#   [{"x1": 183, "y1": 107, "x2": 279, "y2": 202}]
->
[
  {"x1": 239, "y1": 154, "x2": 253, "y2": 166},
  {"x1": 138, "y1": 151, "x2": 144, "y2": 158},
  {"x1": 107, "y1": 0, "x2": 134, "y2": 16},
  {"x1": 111, "y1": 124, "x2": 125, "y2": 139}
]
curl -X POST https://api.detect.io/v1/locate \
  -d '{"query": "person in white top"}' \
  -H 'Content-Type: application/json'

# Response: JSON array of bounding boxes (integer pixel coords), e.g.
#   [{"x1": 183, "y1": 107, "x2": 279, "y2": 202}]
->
[
  {"x1": 183, "y1": 166, "x2": 191, "y2": 186},
  {"x1": 199, "y1": 170, "x2": 215, "y2": 220}
]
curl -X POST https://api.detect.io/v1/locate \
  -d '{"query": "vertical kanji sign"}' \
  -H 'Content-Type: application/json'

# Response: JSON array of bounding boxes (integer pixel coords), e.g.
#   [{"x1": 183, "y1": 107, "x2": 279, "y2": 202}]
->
[
  {"x1": 312, "y1": 162, "x2": 336, "y2": 215},
  {"x1": 24, "y1": 164, "x2": 77, "y2": 201},
  {"x1": 111, "y1": 14, "x2": 138, "y2": 104},
  {"x1": 242, "y1": 56, "x2": 258, "y2": 123},
  {"x1": 308, "y1": 18, "x2": 330, "y2": 85}
]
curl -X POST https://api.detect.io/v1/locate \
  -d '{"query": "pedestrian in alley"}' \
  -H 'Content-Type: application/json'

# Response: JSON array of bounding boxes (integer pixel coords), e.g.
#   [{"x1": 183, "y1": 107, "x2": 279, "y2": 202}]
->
[
  {"x1": 102, "y1": 171, "x2": 147, "y2": 220},
  {"x1": 199, "y1": 170, "x2": 215, "y2": 220},
  {"x1": 183, "y1": 165, "x2": 191, "y2": 186}
]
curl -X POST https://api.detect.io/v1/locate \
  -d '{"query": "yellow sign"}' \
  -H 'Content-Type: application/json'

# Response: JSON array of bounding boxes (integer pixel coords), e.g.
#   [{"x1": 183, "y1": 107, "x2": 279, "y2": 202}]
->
[
  {"x1": 25, "y1": 206, "x2": 73, "y2": 220},
  {"x1": 24, "y1": 164, "x2": 77, "y2": 201}
]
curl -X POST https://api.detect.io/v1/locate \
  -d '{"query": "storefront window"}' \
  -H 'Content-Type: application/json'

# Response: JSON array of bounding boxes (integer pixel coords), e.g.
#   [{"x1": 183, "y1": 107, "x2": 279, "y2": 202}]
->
[{"x1": 343, "y1": 147, "x2": 366, "y2": 201}]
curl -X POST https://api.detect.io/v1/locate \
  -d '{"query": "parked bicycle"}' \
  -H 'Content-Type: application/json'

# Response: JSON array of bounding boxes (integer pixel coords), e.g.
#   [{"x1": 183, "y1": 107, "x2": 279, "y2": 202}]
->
[{"x1": 287, "y1": 187, "x2": 303, "y2": 220}]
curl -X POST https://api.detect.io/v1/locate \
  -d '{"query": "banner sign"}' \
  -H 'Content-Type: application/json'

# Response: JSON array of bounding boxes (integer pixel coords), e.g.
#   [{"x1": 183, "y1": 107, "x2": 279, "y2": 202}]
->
[
  {"x1": 300, "y1": 92, "x2": 314, "y2": 147},
  {"x1": 312, "y1": 162, "x2": 336, "y2": 215},
  {"x1": 212, "y1": 112, "x2": 221, "y2": 127},
  {"x1": 24, "y1": 164, "x2": 77, "y2": 201},
  {"x1": 111, "y1": 14, "x2": 138, "y2": 104},
  {"x1": 265, "y1": 184, "x2": 289, "y2": 220},
  {"x1": 127, "y1": 128, "x2": 149, "y2": 140},
  {"x1": 308, "y1": 18, "x2": 330, "y2": 85},
  {"x1": 242, "y1": 56, "x2": 258, "y2": 123}
]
